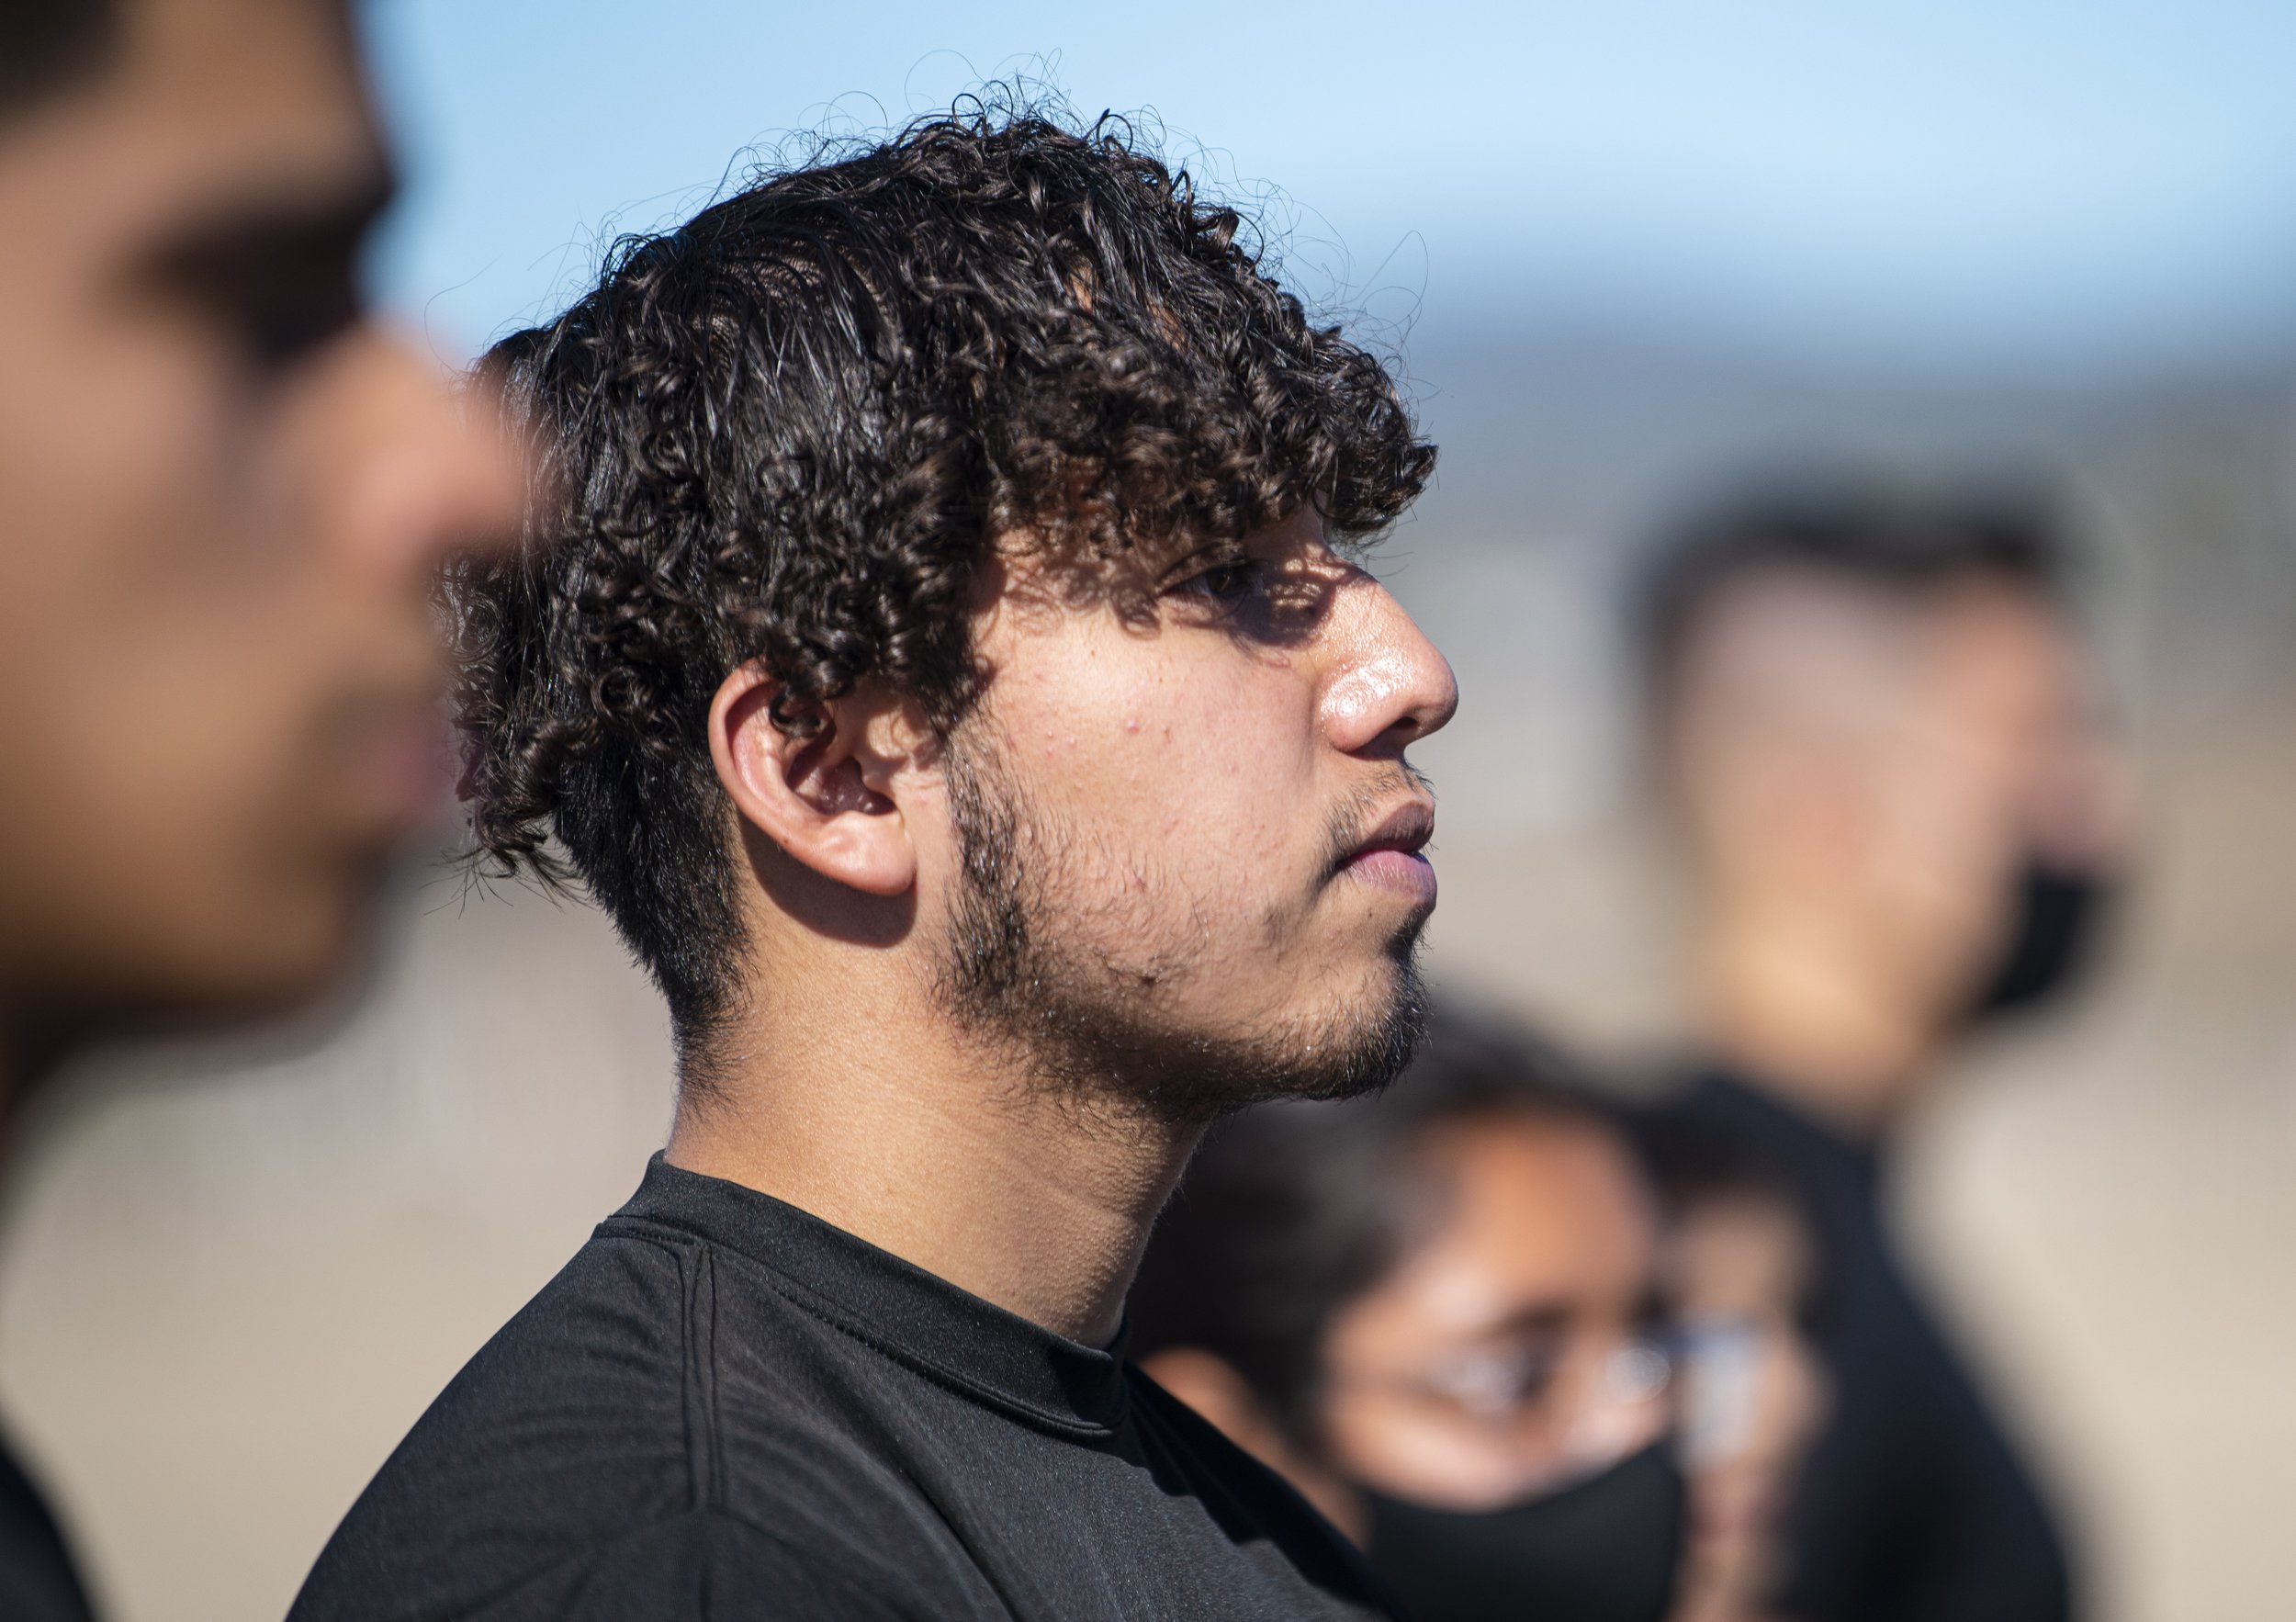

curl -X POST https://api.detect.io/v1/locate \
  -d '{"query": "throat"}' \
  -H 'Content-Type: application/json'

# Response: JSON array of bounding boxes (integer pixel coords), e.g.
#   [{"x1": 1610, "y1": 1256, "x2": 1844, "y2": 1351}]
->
[{"x1": 665, "y1": 1040, "x2": 1202, "y2": 1347}]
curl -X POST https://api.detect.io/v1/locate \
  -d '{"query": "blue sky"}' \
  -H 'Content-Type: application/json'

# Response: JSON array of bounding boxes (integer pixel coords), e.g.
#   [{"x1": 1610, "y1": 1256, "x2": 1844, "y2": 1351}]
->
[{"x1": 363, "y1": 1, "x2": 2296, "y2": 377}]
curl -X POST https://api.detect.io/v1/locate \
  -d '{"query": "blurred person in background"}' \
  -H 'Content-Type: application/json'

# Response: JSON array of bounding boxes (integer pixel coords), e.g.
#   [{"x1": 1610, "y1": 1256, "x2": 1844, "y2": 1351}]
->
[
  {"x1": 290, "y1": 102, "x2": 1456, "y2": 1621},
  {"x1": 1644, "y1": 1127, "x2": 1828, "y2": 1622},
  {"x1": 1131, "y1": 1011, "x2": 1824, "y2": 1622},
  {"x1": 1634, "y1": 486, "x2": 2129, "y2": 1622},
  {"x1": 0, "y1": 0, "x2": 515, "y2": 1616}
]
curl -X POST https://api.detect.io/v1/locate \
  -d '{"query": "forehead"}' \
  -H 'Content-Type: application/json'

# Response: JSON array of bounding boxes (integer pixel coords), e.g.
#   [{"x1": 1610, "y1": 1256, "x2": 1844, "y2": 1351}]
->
[
  {"x1": 1377, "y1": 1116, "x2": 1656, "y2": 1332},
  {"x1": 0, "y1": 0, "x2": 377, "y2": 256},
  {"x1": 1685, "y1": 568, "x2": 2081, "y2": 725},
  {"x1": 1921, "y1": 577, "x2": 2083, "y2": 703}
]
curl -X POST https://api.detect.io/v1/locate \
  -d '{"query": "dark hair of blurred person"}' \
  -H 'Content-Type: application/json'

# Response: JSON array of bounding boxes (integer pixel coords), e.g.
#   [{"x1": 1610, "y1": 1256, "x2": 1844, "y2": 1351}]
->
[
  {"x1": 1631, "y1": 480, "x2": 2128, "y2": 1622},
  {"x1": 0, "y1": 1, "x2": 517, "y2": 1616},
  {"x1": 1130, "y1": 1011, "x2": 1693, "y2": 1622},
  {"x1": 290, "y1": 98, "x2": 1457, "y2": 1622}
]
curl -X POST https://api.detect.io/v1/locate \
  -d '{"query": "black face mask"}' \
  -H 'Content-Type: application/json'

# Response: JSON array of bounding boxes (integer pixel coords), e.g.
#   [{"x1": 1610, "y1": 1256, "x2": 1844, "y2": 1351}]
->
[
  {"x1": 1967, "y1": 857, "x2": 2114, "y2": 1021},
  {"x1": 1361, "y1": 1439, "x2": 1687, "y2": 1622}
]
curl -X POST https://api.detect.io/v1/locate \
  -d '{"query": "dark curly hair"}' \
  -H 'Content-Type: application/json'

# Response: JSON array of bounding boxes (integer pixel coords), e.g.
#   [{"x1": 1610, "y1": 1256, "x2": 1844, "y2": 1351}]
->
[{"x1": 455, "y1": 97, "x2": 1436, "y2": 1064}]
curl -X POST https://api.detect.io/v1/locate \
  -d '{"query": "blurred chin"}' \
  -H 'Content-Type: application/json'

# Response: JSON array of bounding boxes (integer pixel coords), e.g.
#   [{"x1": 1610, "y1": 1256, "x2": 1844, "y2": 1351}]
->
[{"x1": 90, "y1": 864, "x2": 383, "y2": 1038}]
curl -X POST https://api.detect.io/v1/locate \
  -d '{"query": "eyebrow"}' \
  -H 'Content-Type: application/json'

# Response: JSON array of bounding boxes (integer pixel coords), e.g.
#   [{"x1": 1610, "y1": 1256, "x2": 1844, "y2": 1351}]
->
[
  {"x1": 1461, "y1": 1303, "x2": 1573, "y2": 1345},
  {"x1": 128, "y1": 163, "x2": 396, "y2": 295}
]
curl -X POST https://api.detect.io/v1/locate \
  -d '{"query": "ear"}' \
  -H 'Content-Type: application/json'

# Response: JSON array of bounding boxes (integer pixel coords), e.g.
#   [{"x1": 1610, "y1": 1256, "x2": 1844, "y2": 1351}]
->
[
  {"x1": 1135, "y1": 1348, "x2": 1367, "y2": 1544},
  {"x1": 707, "y1": 663, "x2": 918, "y2": 896}
]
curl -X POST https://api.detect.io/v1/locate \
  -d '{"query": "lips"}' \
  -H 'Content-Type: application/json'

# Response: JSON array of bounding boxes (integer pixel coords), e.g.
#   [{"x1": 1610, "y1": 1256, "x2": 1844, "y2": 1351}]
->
[{"x1": 1334, "y1": 796, "x2": 1438, "y2": 906}]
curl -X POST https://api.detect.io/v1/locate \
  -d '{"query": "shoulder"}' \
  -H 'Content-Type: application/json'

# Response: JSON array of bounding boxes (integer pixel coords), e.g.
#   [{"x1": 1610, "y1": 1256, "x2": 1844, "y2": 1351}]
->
[
  {"x1": 1124, "y1": 1368, "x2": 1394, "y2": 1612},
  {"x1": 0, "y1": 1439, "x2": 96, "y2": 1622},
  {"x1": 294, "y1": 1505, "x2": 931, "y2": 1622},
  {"x1": 292, "y1": 1228, "x2": 710, "y2": 1613},
  {"x1": 295, "y1": 1226, "x2": 977, "y2": 1620}
]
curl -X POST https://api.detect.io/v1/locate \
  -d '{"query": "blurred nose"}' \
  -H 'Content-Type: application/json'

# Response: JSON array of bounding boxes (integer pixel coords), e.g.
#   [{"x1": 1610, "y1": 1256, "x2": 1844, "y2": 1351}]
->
[
  {"x1": 1320, "y1": 570, "x2": 1458, "y2": 759},
  {"x1": 326, "y1": 326, "x2": 523, "y2": 583}
]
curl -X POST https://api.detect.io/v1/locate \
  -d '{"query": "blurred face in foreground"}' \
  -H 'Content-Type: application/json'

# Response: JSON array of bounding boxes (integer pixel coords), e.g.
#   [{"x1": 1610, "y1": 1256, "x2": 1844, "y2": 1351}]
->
[{"x1": 0, "y1": 0, "x2": 514, "y2": 1054}]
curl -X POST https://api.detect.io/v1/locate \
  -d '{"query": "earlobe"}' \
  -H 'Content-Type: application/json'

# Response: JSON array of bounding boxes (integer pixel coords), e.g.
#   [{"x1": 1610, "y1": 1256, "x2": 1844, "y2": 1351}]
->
[{"x1": 707, "y1": 663, "x2": 918, "y2": 897}]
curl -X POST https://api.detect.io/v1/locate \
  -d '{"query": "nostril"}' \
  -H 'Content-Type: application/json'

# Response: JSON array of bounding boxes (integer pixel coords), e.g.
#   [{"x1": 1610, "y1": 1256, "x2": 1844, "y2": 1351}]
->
[{"x1": 1400, "y1": 652, "x2": 1460, "y2": 744}]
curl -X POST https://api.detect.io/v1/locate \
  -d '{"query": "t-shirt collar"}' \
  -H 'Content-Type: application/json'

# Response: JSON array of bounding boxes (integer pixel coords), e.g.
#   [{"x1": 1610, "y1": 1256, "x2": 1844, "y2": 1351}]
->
[{"x1": 613, "y1": 1154, "x2": 1131, "y2": 1436}]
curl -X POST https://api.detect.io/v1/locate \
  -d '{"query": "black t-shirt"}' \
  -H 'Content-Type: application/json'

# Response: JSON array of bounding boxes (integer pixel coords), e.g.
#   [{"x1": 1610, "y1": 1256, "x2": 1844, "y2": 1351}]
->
[
  {"x1": 0, "y1": 1434, "x2": 96, "y2": 1622},
  {"x1": 291, "y1": 1155, "x2": 1394, "y2": 1620},
  {"x1": 1641, "y1": 1072, "x2": 2073, "y2": 1622}
]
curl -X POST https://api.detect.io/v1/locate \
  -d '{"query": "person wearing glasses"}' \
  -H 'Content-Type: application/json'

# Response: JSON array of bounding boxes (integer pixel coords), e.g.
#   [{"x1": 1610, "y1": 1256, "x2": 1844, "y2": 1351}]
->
[{"x1": 1131, "y1": 1012, "x2": 1820, "y2": 1622}]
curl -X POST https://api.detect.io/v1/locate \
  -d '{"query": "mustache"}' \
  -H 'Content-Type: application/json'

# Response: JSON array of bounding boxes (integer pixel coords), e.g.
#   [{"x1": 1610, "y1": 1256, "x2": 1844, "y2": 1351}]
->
[{"x1": 1321, "y1": 765, "x2": 1437, "y2": 874}]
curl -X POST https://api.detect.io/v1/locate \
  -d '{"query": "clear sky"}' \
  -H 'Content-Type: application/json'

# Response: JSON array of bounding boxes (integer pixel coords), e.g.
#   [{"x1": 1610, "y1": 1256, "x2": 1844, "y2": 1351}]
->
[{"x1": 362, "y1": 0, "x2": 2296, "y2": 378}]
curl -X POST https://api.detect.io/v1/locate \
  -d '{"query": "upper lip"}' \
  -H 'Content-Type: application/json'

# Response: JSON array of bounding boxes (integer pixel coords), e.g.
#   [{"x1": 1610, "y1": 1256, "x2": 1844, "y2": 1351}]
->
[{"x1": 1342, "y1": 797, "x2": 1436, "y2": 864}]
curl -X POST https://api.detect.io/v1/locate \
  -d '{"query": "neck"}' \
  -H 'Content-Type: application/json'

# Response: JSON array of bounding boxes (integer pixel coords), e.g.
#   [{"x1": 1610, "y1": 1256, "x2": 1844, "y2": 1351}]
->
[
  {"x1": 665, "y1": 977, "x2": 1198, "y2": 1348},
  {"x1": 1694, "y1": 902, "x2": 1942, "y2": 1140}
]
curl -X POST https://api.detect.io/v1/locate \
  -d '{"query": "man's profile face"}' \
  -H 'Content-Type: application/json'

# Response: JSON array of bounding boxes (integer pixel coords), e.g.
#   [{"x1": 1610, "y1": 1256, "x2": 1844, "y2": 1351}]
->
[
  {"x1": 927, "y1": 506, "x2": 1458, "y2": 1117},
  {"x1": 0, "y1": 0, "x2": 512, "y2": 1038}
]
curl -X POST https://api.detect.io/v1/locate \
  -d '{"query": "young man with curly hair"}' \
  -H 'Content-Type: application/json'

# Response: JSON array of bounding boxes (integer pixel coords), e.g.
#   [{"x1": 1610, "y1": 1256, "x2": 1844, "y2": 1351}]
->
[{"x1": 290, "y1": 106, "x2": 1458, "y2": 1620}]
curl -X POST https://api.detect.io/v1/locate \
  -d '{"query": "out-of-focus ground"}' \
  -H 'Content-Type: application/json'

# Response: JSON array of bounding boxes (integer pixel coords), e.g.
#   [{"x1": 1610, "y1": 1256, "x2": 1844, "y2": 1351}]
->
[{"x1": 4, "y1": 334, "x2": 2294, "y2": 1622}]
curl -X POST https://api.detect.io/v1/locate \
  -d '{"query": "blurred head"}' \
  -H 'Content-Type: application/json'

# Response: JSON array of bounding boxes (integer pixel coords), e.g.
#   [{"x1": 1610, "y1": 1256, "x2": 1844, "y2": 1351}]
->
[
  {"x1": 1131, "y1": 1015, "x2": 1683, "y2": 1621},
  {"x1": 0, "y1": 0, "x2": 517, "y2": 1061},
  {"x1": 458, "y1": 103, "x2": 1456, "y2": 1114},
  {"x1": 1638, "y1": 485, "x2": 2126, "y2": 1051}
]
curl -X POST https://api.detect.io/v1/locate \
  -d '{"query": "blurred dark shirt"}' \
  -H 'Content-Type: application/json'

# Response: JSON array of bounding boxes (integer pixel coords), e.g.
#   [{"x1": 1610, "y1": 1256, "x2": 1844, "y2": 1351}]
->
[
  {"x1": 0, "y1": 1434, "x2": 95, "y2": 1622},
  {"x1": 290, "y1": 1155, "x2": 1392, "y2": 1621},
  {"x1": 1644, "y1": 1071, "x2": 2075, "y2": 1622}
]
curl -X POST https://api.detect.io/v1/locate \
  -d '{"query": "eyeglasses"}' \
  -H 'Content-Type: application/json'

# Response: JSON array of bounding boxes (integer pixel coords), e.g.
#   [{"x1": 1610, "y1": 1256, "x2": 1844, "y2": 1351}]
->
[{"x1": 1325, "y1": 1330, "x2": 1675, "y2": 1486}]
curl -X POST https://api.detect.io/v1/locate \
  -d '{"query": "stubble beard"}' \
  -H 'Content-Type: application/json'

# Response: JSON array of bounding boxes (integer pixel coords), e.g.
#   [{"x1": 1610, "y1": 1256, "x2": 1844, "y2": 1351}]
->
[{"x1": 933, "y1": 731, "x2": 1429, "y2": 1129}]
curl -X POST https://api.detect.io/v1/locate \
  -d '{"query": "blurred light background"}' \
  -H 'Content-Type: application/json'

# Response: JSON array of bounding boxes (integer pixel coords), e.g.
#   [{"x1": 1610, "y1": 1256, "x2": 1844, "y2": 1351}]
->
[{"x1": 6, "y1": 2, "x2": 2296, "y2": 1617}]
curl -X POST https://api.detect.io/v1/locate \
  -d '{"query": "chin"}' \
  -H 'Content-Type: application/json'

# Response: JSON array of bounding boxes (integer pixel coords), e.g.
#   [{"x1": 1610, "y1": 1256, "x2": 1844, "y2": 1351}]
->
[
  {"x1": 139, "y1": 886, "x2": 378, "y2": 1032},
  {"x1": 1251, "y1": 945, "x2": 1431, "y2": 1106}
]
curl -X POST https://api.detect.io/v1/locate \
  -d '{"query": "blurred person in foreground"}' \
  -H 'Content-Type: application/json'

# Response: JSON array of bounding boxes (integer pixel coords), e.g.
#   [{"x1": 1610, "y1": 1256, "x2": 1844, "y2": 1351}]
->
[
  {"x1": 1635, "y1": 486, "x2": 2128, "y2": 1622},
  {"x1": 1131, "y1": 1011, "x2": 1823, "y2": 1622},
  {"x1": 290, "y1": 102, "x2": 1457, "y2": 1621},
  {"x1": 0, "y1": 1, "x2": 516, "y2": 1617}
]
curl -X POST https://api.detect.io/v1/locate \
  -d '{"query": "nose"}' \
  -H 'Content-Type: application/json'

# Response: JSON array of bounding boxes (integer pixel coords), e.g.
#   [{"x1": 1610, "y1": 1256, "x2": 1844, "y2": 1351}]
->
[
  {"x1": 1320, "y1": 570, "x2": 1458, "y2": 758},
  {"x1": 325, "y1": 326, "x2": 524, "y2": 583}
]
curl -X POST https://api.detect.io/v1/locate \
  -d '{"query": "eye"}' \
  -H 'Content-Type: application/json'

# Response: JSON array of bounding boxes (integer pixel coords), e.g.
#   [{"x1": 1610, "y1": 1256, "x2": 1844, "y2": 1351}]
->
[
  {"x1": 1423, "y1": 1344, "x2": 1568, "y2": 1419},
  {"x1": 206, "y1": 254, "x2": 363, "y2": 371},
  {"x1": 139, "y1": 207, "x2": 373, "y2": 377},
  {"x1": 1176, "y1": 555, "x2": 1266, "y2": 610}
]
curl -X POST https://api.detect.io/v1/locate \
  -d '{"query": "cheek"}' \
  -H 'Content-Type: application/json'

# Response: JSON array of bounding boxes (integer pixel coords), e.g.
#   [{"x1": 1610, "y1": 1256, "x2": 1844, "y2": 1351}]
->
[
  {"x1": 0, "y1": 694, "x2": 359, "y2": 1010},
  {"x1": 1030, "y1": 652, "x2": 1319, "y2": 884},
  {"x1": 0, "y1": 294, "x2": 254, "y2": 585}
]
